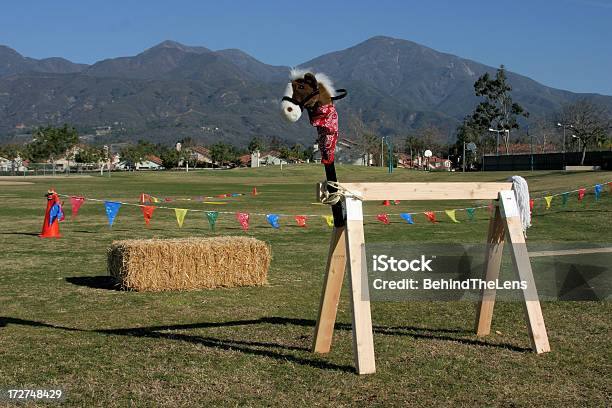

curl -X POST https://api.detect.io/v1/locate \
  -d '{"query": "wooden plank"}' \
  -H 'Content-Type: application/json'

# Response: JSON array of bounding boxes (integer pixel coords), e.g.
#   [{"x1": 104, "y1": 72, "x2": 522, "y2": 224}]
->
[
  {"x1": 475, "y1": 201, "x2": 506, "y2": 336},
  {"x1": 499, "y1": 190, "x2": 551, "y2": 354},
  {"x1": 344, "y1": 196, "x2": 376, "y2": 374},
  {"x1": 312, "y1": 226, "x2": 347, "y2": 354},
  {"x1": 336, "y1": 182, "x2": 512, "y2": 201}
]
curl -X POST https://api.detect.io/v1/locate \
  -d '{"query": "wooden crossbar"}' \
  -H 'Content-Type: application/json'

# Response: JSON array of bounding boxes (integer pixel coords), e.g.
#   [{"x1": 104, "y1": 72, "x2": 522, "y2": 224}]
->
[
  {"x1": 329, "y1": 182, "x2": 512, "y2": 201},
  {"x1": 312, "y1": 182, "x2": 550, "y2": 375}
]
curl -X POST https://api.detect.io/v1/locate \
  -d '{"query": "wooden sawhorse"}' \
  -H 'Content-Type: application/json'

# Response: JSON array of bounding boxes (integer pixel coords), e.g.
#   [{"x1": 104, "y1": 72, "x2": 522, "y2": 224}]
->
[{"x1": 312, "y1": 182, "x2": 551, "y2": 374}]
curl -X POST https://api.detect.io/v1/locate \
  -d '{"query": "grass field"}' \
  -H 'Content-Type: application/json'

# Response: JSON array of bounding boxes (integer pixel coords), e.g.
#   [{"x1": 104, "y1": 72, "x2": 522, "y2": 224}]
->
[{"x1": 1, "y1": 166, "x2": 611, "y2": 407}]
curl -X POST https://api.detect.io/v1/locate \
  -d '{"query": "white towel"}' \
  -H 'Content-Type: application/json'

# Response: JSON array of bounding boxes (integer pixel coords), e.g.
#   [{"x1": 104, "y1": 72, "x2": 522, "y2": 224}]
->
[{"x1": 507, "y1": 175, "x2": 531, "y2": 236}]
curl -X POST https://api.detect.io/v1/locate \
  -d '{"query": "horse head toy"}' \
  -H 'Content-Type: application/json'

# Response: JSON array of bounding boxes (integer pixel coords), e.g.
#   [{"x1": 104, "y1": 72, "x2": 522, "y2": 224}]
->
[{"x1": 281, "y1": 70, "x2": 347, "y2": 227}]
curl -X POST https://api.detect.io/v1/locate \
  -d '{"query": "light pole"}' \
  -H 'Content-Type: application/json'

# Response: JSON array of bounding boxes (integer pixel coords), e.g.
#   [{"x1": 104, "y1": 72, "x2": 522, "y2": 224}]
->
[{"x1": 557, "y1": 123, "x2": 573, "y2": 168}]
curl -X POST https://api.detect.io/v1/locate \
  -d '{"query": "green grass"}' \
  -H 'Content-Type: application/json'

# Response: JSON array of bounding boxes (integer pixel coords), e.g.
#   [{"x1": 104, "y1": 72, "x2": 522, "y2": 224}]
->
[{"x1": 1, "y1": 166, "x2": 611, "y2": 407}]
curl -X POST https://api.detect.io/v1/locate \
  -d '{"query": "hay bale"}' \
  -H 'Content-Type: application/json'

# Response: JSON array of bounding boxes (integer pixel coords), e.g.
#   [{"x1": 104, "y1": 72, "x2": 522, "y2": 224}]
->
[{"x1": 107, "y1": 236, "x2": 270, "y2": 292}]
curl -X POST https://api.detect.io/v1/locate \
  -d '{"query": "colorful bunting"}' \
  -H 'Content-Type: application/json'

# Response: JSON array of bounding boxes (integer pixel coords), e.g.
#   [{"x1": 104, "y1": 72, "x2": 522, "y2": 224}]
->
[
  {"x1": 295, "y1": 215, "x2": 307, "y2": 227},
  {"x1": 445, "y1": 209, "x2": 459, "y2": 223},
  {"x1": 323, "y1": 215, "x2": 334, "y2": 227},
  {"x1": 529, "y1": 199, "x2": 534, "y2": 214},
  {"x1": 466, "y1": 208, "x2": 476, "y2": 220},
  {"x1": 70, "y1": 196, "x2": 85, "y2": 219},
  {"x1": 266, "y1": 214, "x2": 280, "y2": 229},
  {"x1": 174, "y1": 208, "x2": 188, "y2": 228},
  {"x1": 236, "y1": 212, "x2": 249, "y2": 231},
  {"x1": 393, "y1": 200, "x2": 400, "y2": 205},
  {"x1": 206, "y1": 211, "x2": 218, "y2": 231},
  {"x1": 562, "y1": 192, "x2": 569, "y2": 206},
  {"x1": 140, "y1": 205, "x2": 155, "y2": 226},
  {"x1": 382, "y1": 200, "x2": 390, "y2": 206},
  {"x1": 544, "y1": 196, "x2": 553, "y2": 210},
  {"x1": 376, "y1": 213, "x2": 390, "y2": 224},
  {"x1": 594, "y1": 184, "x2": 602, "y2": 200},
  {"x1": 104, "y1": 201, "x2": 121, "y2": 227},
  {"x1": 400, "y1": 213, "x2": 414, "y2": 224},
  {"x1": 578, "y1": 188, "x2": 586, "y2": 201},
  {"x1": 424, "y1": 211, "x2": 437, "y2": 223}
]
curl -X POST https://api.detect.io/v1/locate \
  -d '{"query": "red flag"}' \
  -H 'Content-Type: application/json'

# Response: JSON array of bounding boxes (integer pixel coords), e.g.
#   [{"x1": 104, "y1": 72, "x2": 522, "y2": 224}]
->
[
  {"x1": 529, "y1": 199, "x2": 534, "y2": 214},
  {"x1": 295, "y1": 215, "x2": 307, "y2": 227},
  {"x1": 393, "y1": 200, "x2": 400, "y2": 205},
  {"x1": 487, "y1": 201, "x2": 494, "y2": 213},
  {"x1": 376, "y1": 213, "x2": 390, "y2": 224},
  {"x1": 424, "y1": 211, "x2": 437, "y2": 223},
  {"x1": 236, "y1": 212, "x2": 250, "y2": 231},
  {"x1": 382, "y1": 200, "x2": 390, "y2": 206},
  {"x1": 140, "y1": 205, "x2": 155, "y2": 226},
  {"x1": 578, "y1": 188, "x2": 586, "y2": 201},
  {"x1": 70, "y1": 196, "x2": 85, "y2": 219}
]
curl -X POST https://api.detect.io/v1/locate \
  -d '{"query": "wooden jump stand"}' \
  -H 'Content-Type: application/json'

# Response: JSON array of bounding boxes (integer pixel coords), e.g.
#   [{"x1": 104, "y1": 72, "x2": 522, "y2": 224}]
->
[{"x1": 312, "y1": 182, "x2": 551, "y2": 375}]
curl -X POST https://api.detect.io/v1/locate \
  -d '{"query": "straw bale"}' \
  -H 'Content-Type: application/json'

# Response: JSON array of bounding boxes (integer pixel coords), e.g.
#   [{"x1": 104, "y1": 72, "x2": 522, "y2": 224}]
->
[{"x1": 108, "y1": 236, "x2": 270, "y2": 291}]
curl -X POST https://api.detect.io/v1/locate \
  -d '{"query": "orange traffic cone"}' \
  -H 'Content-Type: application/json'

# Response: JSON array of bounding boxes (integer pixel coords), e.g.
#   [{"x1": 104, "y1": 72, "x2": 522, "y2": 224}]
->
[
  {"x1": 252, "y1": 187, "x2": 258, "y2": 196},
  {"x1": 39, "y1": 189, "x2": 62, "y2": 238}
]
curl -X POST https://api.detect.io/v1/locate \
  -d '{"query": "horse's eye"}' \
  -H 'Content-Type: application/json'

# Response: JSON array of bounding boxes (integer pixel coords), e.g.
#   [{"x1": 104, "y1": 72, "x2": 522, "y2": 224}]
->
[{"x1": 298, "y1": 85, "x2": 304, "y2": 89}]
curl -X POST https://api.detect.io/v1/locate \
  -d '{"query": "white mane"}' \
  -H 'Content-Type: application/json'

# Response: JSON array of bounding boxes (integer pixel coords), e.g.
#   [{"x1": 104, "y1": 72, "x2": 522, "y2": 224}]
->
[{"x1": 289, "y1": 68, "x2": 337, "y2": 97}]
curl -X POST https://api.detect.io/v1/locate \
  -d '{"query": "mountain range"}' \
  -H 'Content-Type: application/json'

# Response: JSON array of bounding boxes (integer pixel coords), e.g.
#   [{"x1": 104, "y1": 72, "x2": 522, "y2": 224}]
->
[{"x1": 1, "y1": 36, "x2": 610, "y2": 146}]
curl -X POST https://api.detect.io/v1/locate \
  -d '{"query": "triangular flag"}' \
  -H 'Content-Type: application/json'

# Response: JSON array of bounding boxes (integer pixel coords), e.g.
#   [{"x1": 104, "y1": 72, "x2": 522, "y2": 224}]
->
[
  {"x1": 466, "y1": 208, "x2": 476, "y2": 220},
  {"x1": 252, "y1": 187, "x2": 258, "y2": 196},
  {"x1": 424, "y1": 211, "x2": 437, "y2": 223},
  {"x1": 445, "y1": 209, "x2": 459, "y2": 223},
  {"x1": 393, "y1": 200, "x2": 400, "y2": 205},
  {"x1": 529, "y1": 199, "x2": 534, "y2": 214},
  {"x1": 594, "y1": 184, "x2": 602, "y2": 200},
  {"x1": 376, "y1": 213, "x2": 390, "y2": 224},
  {"x1": 266, "y1": 214, "x2": 280, "y2": 229},
  {"x1": 104, "y1": 201, "x2": 121, "y2": 227},
  {"x1": 562, "y1": 192, "x2": 569, "y2": 206},
  {"x1": 174, "y1": 208, "x2": 188, "y2": 228},
  {"x1": 236, "y1": 212, "x2": 249, "y2": 231},
  {"x1": 140, "y1": 205, "x2": 155, "y2": 226},
  {"x1": 151, "y1": 196, "x2": 160, "y2": 203},
  {"x1": 487, "y1": 202, "x2": 494, "y2": 214},
  {"x1": 382, "y1": 200, "x2": 390, "y2": 206},
  {"x1": 578, "y1": 188, "x2": 586, "y2": 201},
  {"x1": 400, "y1": 213, "x2": 414, "y2": 224},
  {"x1": 295, "y1": 215, "x2": 307, "y2": 227},
  {"x1": 323, "y1": 215, "x2": 334, "y2": 227},
  {"x1": 544, "y1": 196, "x2": 553, "y2": 209},
  {"x1": 206, "y1": 211, "x2": 218, "y2": 231},
  {"x1": 70, "y1": 196, "x2": 85, "y2": 219}
]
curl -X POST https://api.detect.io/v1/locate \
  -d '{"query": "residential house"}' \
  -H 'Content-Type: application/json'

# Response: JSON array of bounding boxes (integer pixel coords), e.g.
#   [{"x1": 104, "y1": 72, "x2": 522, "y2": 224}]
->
[{"x1": 313, "y1": 138, "x2": 370, "y2": 165}]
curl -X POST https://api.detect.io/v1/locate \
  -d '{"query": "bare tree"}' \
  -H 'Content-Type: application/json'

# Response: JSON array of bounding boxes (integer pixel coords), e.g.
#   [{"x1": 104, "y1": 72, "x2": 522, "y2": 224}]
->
[{"x1": 560, "y1": 100, "x2": 610, "y2": 165}]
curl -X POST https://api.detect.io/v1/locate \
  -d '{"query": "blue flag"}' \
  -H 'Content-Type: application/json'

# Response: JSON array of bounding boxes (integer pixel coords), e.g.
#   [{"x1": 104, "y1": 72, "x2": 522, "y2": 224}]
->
[
  {"x1": 49, "y1": 203, "x2": 63, "y2": 226},
  {"x1": 400, "y1": 213, "x2": 414, "y2": 224},
  {"x1": 594, "y1": 184, "x2": 602, "y2": 200},
  {"x1": 266, "y1": 214, "x2": 280, "y2": 229},
  {"x1": 104, "y1": 201, "x2": 121, "y2": 227}
]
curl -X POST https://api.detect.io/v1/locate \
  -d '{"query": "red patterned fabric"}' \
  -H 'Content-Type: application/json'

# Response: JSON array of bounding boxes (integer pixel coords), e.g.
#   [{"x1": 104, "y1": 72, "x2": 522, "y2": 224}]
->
[{"x1": 309, "y1": 104, "x2": 338, "y2": 164}]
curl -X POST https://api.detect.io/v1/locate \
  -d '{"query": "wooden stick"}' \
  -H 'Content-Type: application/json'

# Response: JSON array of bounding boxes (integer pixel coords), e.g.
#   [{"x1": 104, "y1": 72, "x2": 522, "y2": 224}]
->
[
  {"x1": 345, "y1": 196, "x2": 376, "y2": 374},
  {"x1": 312, "y1": 226, "x2": 347, "y2": 353},
  {"x1": 324, "y1": 163, "x2": 345, "y2": 227},
  {"x1": 499, "y1": 190, "x2": 551, "y2": 354},
  {"x1": 475, "y1": 201, "x2": 506, "y2": 336}
]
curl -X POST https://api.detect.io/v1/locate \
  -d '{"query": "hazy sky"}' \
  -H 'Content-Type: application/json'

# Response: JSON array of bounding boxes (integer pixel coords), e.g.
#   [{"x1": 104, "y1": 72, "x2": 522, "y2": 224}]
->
[{"x1": 1, "y1": 0, "x2": 610, "y2": 95}]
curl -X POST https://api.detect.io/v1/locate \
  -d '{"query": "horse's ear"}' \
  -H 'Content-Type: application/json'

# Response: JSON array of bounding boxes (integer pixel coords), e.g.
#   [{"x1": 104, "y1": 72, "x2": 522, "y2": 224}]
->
[{"x1": 304, "y1": 73, "x2": 317, "y2": 89}]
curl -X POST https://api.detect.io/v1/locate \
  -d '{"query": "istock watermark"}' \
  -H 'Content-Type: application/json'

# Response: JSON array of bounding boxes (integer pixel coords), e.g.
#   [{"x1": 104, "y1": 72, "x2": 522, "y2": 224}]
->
[{"x1": 364, "y1": 243, "x2": 612, "y2": 301}]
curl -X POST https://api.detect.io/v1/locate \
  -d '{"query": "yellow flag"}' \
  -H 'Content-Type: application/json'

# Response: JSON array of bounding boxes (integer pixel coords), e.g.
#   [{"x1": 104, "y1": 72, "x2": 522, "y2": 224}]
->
[
  {"x1": 544, "y1": 196, "x2": 553, "y2": 209},
  {"x1": 323, "y1": 215, "x2": 334, "y2": 227},
  {"x1": 175, "y1": 208, "x2": 188, "y2": 228},
  {"x1": 152, "y1": 196, "x2": 159, "y2": 203},
  {"x1": 445, "y1": 209, "x2": 459, "y2": 223}
]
